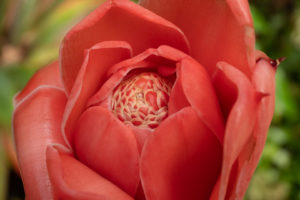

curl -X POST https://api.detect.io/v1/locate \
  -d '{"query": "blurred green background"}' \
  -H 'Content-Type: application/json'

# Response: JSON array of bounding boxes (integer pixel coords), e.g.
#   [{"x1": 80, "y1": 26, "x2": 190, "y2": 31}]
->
[{"x1": 0, "y1": 0, "x2": 299, "y2": 199}]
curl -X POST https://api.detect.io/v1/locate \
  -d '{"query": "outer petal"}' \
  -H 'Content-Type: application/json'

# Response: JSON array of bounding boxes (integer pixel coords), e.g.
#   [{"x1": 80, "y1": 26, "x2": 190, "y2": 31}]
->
[
  {"x1": 46, "y1": 146, "x2": 134, "y2": 200},
  {"x1": 140, "y1": 107, "x2": 222, "y2": 200},
  {"x1": 13, "y1": 87, "x2": 68, "y2": 200},
  {"x1": 14, "y1": 61, "x2": 63, "y2": 106},
  {"x1": 225, "y1": 59, "x2": 276, "y2": 199},
  {"x1": 210, "y1": 62, "x2": 261, "y2": 200},
  {"x1": 62, "y1": 41, "x2": 132, "y2": 146},
  {"x1": 73, "y1": 106, "x2": 140, "y2": 196},
  {"x1": 140, "y1": 0, "x2": 255, "y2": 78},
  {"x1": 60, "y1": 0, "x2": 190, "y2": 93}
]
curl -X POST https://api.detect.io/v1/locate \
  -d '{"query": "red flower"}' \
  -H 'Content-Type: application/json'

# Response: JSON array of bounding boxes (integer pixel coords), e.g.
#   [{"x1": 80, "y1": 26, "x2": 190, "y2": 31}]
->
[{"x1": 13, "y1": 0, "x2": 277, "y2": 199}]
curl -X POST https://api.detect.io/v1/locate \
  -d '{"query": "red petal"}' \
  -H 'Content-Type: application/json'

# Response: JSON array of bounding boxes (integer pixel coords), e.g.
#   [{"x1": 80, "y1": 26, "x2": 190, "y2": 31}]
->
[
  {"x1": 46, "y1": 146, "x2": 134, "y2": 200},
  {"x1": 140, "y1": 107, "x2": 222, "y2": 200},
  {"x1": 210, "y1": 62, "x2": 260, "y2": 200},
  {"x1": 255, "y1": 50, "x2": 268, "y2": 60},
  {"x1": 225, "y1": 59, "x2": 276, "y2": 199},
  {"x1": 87, "y1": 49, "x2": 157, "y2": 108},
  {"x1": 62, "y1": 41, "x2": 132, "y2": 146},
  {"x1": 140, "y1": 0, "x2": 255, "y2": 78},
  {"x1": 60, "y1": 0, "x2": 190, "y2": 93},
  {"x1": 14, "y1": 61, "x2": 63, "y2": 106},
  {"x1": 13, "y1": 87, "x2": 68, "y2": 199},
  {"x1": 168, "y1": 71, "x2": 190, "y2": 115},
  {"x1": 178, "y1": 56, "x2": 224, "y2": 142},
  {"x1": 73, "y1": 106, "x2": 140, "y2": 196}
]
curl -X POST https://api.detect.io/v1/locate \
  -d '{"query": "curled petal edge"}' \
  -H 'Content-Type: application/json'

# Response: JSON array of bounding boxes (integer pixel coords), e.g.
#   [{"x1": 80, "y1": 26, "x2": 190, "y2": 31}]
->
[{"x1": 211, "y1": 62, "x2": 262, "y2": 200}]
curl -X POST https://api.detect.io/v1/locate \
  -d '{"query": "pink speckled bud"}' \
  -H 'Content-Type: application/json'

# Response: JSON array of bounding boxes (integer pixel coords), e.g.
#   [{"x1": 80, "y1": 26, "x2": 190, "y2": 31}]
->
[{"x1": 111, "y1": 72, "x2": 172, "y2": 129}]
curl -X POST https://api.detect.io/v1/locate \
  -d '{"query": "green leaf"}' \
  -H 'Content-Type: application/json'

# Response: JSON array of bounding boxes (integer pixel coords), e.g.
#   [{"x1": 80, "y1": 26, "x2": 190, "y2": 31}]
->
[
  {"x1": 11, "y1": 0, "x2": 38, "y2": 43},
  {"x1": 251, "y1": 5, "x2": 272, "y2": 36},
  {"x1": 0, "y1": 0, "x2": 8, "y2": 33},
  {"x1": 0, "y1": 136, "x2": 8, "y2": 200},
  {"x1": 33, "y1": 1, "x2": 104, "y2": 47},
  {"x1": 0, "y1": 66, "x2": 35, "y2": 128},
  {"x1": 273, "y1": 68, "x2": 299, "y2": 123},
  {"x1": 0, "y1": 70, "x2": 15, "y2": 127},
  {"x1": 268, "y1": 127, "x2": 288, "y2": 146},
  {"x1": 33, "y1": 0, "x2": 64, "y2": 27}
]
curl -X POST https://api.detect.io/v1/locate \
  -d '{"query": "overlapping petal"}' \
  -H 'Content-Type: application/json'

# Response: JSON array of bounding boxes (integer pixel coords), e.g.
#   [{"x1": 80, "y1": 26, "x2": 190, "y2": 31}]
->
[
  {"x1": 62, "y1": 41, "x2": 132, "y2": 146},
  {"x1": 60, "y1": 0, "x2": 190, "y2": 93},
  {"x1": 87, "y1": 46, "x2": 182, "y2": 108},
  {"x1": 224, "y1": 59, "x2": 276, "y2": 199},
  {"x1": 46, "y1": 146, "x2": 134, "y2": 200},
  {"x1": 73, "y1": 106, "x2": 140, "y2": 196},
  {"x1": 140, "y1": 107, "x2": 222, "y2": 200},
  {"x1": 140, "y1": 0, "x2": 255, "y2": 78},
  {"x1": 13, "y1": 87, "x2": 68, "y2": 199},
  {"x1": 211, "y1": 62, "x2": 262, "y2": 200},
  {"x1": 177, "y1": 57, "x2": 224, "y2": 142}
]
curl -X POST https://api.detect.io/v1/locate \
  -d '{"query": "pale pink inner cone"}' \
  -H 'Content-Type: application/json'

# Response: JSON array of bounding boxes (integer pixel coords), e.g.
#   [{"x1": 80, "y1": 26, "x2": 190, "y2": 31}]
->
[{"x1": 111, "y1": 72, "x2": 172, "y2": 129}]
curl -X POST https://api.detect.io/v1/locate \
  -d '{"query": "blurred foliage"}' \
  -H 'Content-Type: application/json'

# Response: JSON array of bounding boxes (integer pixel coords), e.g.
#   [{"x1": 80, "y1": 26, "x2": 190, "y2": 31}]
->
[
  {"x1": 0, "y1": 0, "x2": 299, "y2": 199},
  {"x1": 247, "y1": 0, "x2": 300, "y2": 199}
]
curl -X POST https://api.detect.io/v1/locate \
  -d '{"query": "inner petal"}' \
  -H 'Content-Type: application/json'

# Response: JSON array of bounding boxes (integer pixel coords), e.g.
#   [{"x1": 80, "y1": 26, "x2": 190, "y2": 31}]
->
[{"x1": 111, "y1": 72, "x2": 172, "y2": 129}]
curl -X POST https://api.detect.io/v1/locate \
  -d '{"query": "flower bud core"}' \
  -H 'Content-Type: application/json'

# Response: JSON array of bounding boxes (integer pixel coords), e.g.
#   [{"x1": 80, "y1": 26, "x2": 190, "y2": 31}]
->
[{"x1": 111, "y1": 72, "x2": 172, "y2": 129}]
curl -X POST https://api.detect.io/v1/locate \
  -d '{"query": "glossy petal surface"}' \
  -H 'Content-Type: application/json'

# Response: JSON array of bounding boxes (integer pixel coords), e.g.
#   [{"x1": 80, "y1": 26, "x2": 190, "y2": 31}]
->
[
  {"x1": 140, "y1": 0, "x2": 255, "y2": 77},
  {"x1": 61, "y1": 0, "x2": 189, "y2": 93},
  {"x1": 211, "y1": 62, "x2": 260, "y2": 200},
  {"x1": 178, "y1": 57, "x2": 224, "y2": 142},
  {"x1": 225, "y1": 59, "x2": 276, "y2": 199},
  {"x1": 13, "y1": 87, "x2": 67, "y2": 199},
  {"x1": 73, "y1": 106, "x2": 140, "y2": 196},
  {"x1": 14, "y1": 61, "x2": 63, "y2": 106},
  {"x1": 141, "y1": 107, "x2": 222, "y2": 200},
  {"x1": 168, "y1": 71, "x2": 190, "y2": 115},
  {"x1": 47, "y1": 146, "x2": 134, "y2": 200},
  {"x1": 62, "y1": 41, "x2": 132, "y2": 146},
  {"x1": 87, "y1": 49, "x2": 159, "y2": 108}
]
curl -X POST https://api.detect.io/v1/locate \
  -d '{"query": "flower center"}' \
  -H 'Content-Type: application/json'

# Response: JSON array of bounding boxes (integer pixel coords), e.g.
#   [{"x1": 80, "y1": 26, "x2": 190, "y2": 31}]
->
[{"x1": 111, "y1": 72, "x2": 172, "y2": 129}]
